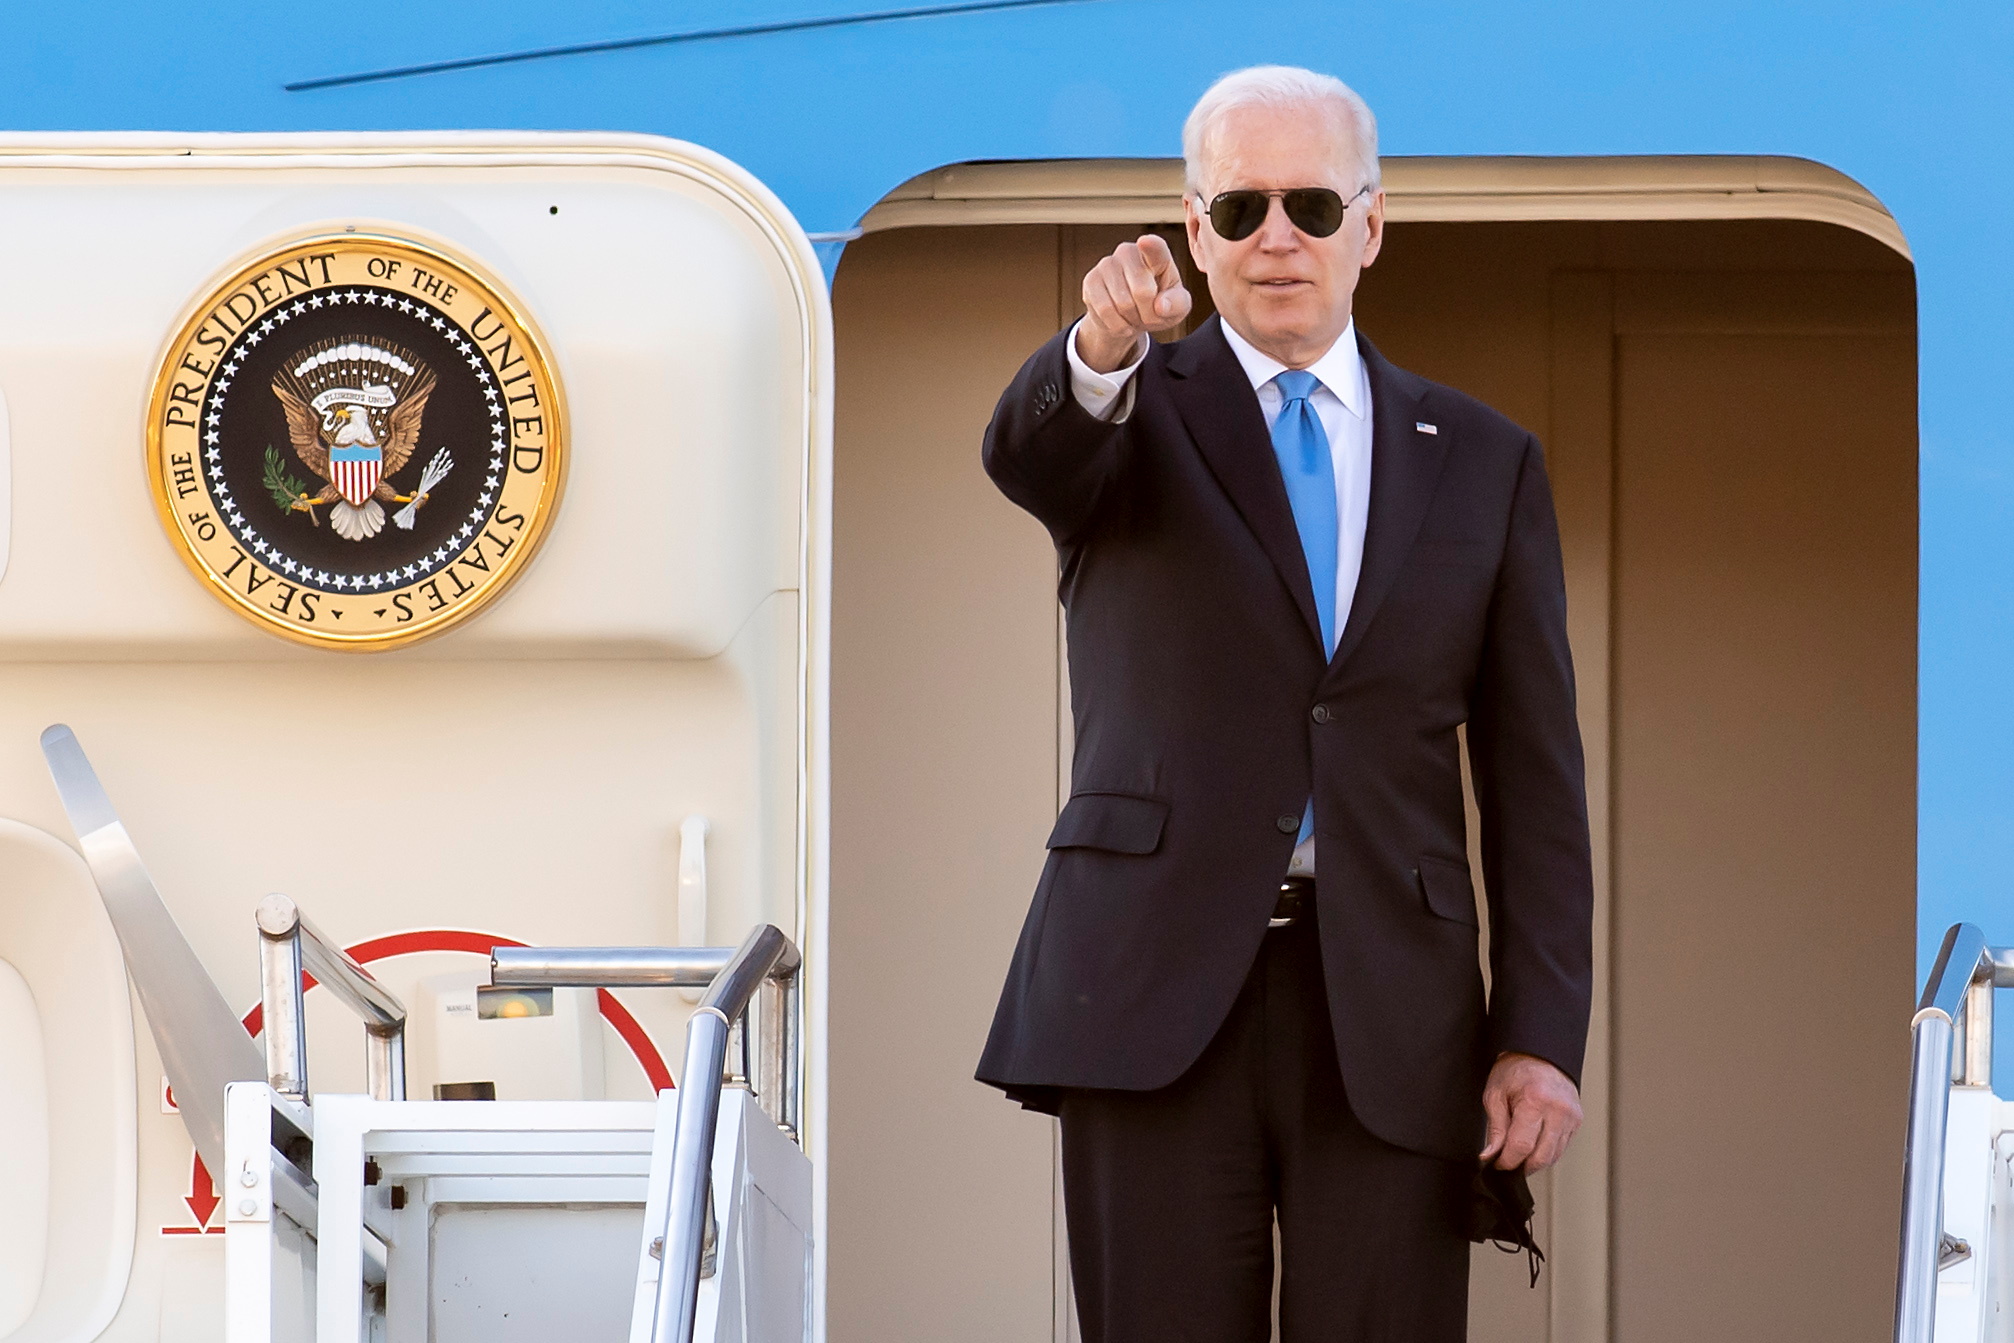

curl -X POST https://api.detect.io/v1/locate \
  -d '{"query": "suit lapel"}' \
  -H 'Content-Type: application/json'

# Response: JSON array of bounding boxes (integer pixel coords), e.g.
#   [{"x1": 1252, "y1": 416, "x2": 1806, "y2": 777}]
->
[
  {"x1": 1327, "y1": 336, "x2": 1447, "y2": 672},
  {"x1": 1163, "y1": 316, "x2": 1323, "y2": 649}
]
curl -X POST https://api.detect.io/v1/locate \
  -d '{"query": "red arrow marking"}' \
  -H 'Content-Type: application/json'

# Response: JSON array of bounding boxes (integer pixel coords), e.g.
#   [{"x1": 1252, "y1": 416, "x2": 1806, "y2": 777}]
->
[
  {"x1": 166, "y1": 926, "x2": 679, "y2": 1234},
  {"x1": 185, "y1": 1151, "x2": 219, "y2": 1229}
]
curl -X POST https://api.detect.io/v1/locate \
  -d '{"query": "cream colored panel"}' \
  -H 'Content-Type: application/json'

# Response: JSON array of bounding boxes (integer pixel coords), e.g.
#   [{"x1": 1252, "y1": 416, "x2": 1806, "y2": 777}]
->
[
  {"x1": 0, "y1": 385, "x2": 12, "y2": 586},
  {"x1": 0, "y1": 658, "x2": 786, "y2": 1033},
  {"x1": 0, "y1": 818, "x2": 136, "y2": 1343},
  {"x1": 0, "y1": 958, "x2": 49, "y2": 1336},
  {"x1": 0, "y1": 134, "x2": 829, "y2": 1343},
  {"x1": 0, "y1": 140, "x2": 814, "y2": 660}
]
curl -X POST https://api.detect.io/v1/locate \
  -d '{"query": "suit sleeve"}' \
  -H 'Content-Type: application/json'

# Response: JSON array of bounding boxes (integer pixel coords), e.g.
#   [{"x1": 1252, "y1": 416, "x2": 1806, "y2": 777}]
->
[
  {"x1": 1466, "y1": 434, "x2": 1595, "y2": 1086},
  {"x1": 982, "y1": 327, "x2": 1134, "y2": 546}
]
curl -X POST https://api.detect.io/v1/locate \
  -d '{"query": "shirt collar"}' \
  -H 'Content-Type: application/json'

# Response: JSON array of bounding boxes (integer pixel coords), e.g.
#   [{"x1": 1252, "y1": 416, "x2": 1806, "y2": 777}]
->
[{"x1": 1219, "y1": 317, "x2": 1367, "y2": 420}]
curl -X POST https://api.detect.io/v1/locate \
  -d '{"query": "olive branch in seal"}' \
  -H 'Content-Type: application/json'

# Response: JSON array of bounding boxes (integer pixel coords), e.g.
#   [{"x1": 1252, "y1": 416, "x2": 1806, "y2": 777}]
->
[{"x1": 262, "y1": 446, "x2": 316, "y2": 524}]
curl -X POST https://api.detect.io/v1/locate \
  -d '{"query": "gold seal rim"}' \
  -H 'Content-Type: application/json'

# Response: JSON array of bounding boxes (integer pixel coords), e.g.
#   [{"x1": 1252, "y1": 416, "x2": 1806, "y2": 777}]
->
[{"x1": 144, "y1": 230, "x2": 569, "y2": 652}]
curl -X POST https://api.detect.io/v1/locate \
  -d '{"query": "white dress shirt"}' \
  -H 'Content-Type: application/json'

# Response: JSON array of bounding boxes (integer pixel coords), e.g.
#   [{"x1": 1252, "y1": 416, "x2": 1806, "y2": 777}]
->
[{"x1": 1066, "y1": 318, "x2": 1375, "y2": 877}]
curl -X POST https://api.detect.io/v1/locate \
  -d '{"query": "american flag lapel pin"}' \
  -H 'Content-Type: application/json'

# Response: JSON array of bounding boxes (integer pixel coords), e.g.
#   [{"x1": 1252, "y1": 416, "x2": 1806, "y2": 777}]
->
[{"x1": 1415, "y1": 421, "x2": 1438, "y2": 435}]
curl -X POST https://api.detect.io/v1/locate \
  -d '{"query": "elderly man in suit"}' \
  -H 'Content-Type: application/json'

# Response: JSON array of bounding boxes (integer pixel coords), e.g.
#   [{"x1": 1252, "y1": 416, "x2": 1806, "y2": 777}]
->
[{"x1": 975, "y1": 66, "x2": 1595, "y2": 1341}]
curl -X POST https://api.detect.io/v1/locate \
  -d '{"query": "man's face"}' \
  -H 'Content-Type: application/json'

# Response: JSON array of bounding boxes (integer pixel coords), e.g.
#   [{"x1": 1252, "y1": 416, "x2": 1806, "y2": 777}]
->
[{"x1": 1185, "y1": 101, "x2": 1385, "y2": 367}]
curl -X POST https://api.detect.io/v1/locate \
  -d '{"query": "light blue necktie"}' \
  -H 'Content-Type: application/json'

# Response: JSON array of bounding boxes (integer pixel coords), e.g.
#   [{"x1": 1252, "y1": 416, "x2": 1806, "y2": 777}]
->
[
  {"x1": 1271, "y1": 369, "x2": 1337, "y2": 844},
  {"x1": 1271, "y1": 370, "x2": 1339, "y2": 652}
]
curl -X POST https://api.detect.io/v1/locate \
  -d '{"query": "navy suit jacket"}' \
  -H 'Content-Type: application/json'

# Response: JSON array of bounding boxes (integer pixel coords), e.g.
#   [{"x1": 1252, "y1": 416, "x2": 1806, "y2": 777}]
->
[{"x1": 974, "y1": 316, "x2": 1593, "y2": 1163}]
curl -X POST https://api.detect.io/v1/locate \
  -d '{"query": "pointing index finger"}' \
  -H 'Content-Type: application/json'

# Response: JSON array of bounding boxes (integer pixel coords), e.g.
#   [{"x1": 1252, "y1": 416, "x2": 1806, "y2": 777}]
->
[{"x1": 1137, "y1": 233, "x2": 1181, "y2": 282}]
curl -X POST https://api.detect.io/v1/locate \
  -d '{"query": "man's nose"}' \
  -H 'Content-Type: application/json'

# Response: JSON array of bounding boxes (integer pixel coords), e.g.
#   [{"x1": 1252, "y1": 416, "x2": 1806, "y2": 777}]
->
[{"x1": 1254, "y1": 195, "x2": 1301, "y2": 250}]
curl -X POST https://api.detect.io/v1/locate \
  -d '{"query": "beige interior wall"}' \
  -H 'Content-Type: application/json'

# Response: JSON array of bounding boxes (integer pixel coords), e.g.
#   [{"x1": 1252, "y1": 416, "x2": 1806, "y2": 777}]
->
[
  {"x1": 829, "y1": 225, "x2": 1066, "y2": 1342},
  {"x1": 829, "y1": 215, "x2": 1916, "y2": 1343},
  {"x1": 1606, "y1": 298, "x2": 1916, "y2": 1343},
  {"x1": 1354, "y1": 221, "x2": 1916, "y2": 1343}
]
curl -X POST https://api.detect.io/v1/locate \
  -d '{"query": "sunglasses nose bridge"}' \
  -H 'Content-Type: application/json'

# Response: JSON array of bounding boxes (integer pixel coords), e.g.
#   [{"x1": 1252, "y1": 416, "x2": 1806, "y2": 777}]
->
[{"x1": 1254, "y1": 193, "x2": 1302, "y2": 245}]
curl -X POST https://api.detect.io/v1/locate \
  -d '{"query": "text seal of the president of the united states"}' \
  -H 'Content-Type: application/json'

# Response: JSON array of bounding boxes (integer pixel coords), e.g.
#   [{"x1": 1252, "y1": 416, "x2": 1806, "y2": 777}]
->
[{"x1": 147, "y1": 233, "x2": 565, "y2": 649}]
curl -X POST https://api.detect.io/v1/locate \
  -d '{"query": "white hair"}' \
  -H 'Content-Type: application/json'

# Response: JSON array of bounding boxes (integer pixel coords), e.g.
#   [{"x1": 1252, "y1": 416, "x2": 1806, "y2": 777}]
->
[{"x1": 1181, "y1": 66, "x2": 1380, "y2": 196}]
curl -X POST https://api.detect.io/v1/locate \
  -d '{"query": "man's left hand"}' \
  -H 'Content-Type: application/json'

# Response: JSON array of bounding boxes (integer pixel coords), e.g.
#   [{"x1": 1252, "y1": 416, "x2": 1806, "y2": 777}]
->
[{"x1": 1479, "y1": 1052, "x2": 1582, "y2": 1173}]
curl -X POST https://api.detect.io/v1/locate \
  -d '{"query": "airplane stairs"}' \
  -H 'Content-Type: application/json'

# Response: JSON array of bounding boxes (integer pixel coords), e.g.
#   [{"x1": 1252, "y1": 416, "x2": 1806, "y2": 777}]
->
[{"x1": 41, "y1": 725, "x2": 811, "y2": 1343}]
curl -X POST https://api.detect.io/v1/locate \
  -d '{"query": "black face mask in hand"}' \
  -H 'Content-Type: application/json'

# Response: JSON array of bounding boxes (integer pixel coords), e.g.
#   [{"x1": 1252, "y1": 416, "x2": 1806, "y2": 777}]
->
[{"x1": 1469, "y1": 1167, "x2": 1546, "y2": 1287}]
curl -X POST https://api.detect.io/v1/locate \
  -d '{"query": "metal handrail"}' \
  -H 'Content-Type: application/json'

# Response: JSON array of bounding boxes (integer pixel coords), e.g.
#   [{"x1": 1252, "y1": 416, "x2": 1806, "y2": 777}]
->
[
  {"x1": 256, "y1": 892, "x2": 408, "y2": 1102},
  {"x1": 492, "y1": 945, "x2": 738, "y2": 988},
  {"x1": 654, "y1": 926, "x2": 799, "y2": 1343},
  {"x1": 40, "y1": 724, "x2": 267, "y2": 1181},
  {"x1": 1894, "y1": 923, "x2": 2014, "y2": 1343},
  {"x1": 491, "y1": 925, "x2": 802, "y2": 1343},
  {"x1": 490, "y1": 937, "x2": 804, "y2": 1138}
]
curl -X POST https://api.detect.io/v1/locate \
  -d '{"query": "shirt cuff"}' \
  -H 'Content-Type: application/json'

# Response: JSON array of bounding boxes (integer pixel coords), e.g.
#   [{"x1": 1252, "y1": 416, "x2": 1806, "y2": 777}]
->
[{"x1": 1066, "y1": 319, "x2": 1149, "y2": 423}]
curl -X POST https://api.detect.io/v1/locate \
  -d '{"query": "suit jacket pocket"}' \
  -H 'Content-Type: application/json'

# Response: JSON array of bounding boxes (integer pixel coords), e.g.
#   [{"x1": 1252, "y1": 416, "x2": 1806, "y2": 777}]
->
[
  {"x1": 1417, "y1": 854, "x2": 1480, "y2": 926},
  {"x1": 1047, "y1": 791, "x2": 1169, "y2": 855}
]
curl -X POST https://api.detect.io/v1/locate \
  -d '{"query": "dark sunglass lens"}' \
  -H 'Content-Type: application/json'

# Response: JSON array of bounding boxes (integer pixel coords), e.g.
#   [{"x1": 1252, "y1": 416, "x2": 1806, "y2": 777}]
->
[
  {"x1": 1209, "y1": 191, "x2": 1269, "y2": 241},
  {"x1": 1283, "y1": 189, "x2": 1347, "y2": 238}
]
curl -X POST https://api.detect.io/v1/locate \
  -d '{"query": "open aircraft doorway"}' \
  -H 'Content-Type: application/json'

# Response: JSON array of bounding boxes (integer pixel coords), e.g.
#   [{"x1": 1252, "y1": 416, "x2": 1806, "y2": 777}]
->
[{"x1": 829, "y1": 156, "x2": 1917, "y2": 1343}]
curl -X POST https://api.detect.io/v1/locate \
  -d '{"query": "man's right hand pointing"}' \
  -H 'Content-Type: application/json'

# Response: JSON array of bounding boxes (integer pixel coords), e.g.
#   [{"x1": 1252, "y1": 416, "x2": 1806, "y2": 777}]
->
[{"x1": 1078, "y1": 233, "x2": 1194, "y2": 373}]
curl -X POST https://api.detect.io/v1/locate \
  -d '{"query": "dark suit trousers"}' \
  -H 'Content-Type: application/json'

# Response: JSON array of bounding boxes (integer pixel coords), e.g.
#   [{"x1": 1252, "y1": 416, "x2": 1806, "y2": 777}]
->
[{"x1": 1058, "y1": 911, "x2": 1471, "y2": 1343}]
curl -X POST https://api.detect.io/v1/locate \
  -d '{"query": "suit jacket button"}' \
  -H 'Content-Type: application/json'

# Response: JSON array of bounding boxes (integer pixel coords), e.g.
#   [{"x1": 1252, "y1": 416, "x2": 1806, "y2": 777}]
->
[
  {"x1": 1276, "y1": 814, "x2": 1300, "y2": 833},
  {"x1": 1311, "y1": 705, "x2": 1331, "y2": 724}
]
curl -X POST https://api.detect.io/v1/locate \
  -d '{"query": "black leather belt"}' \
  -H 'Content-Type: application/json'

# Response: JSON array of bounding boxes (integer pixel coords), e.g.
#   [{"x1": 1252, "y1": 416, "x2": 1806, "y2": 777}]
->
[{"x1": 1271, "y1": 876, "x2": 1314, "y2": 928}]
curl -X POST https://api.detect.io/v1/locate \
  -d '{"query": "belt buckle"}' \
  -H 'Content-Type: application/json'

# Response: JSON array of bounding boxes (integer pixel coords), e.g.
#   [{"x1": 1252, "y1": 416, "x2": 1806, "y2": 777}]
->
[{"x1": 1270, "y1": 879, "x2": 1309, "y2": 928}]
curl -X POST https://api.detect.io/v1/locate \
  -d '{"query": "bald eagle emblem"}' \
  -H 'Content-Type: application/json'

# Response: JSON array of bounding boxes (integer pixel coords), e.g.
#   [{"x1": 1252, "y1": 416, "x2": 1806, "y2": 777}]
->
[{"x1": 271, "y1": 339, "x2": 454, "y2": 541}]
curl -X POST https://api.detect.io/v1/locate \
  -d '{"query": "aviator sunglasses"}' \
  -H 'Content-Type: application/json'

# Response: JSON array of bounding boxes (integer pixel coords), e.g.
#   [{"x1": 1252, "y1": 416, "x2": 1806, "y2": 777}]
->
[{"x1": 1204, "y1": 184, "x2": 1373, "y2": 241}]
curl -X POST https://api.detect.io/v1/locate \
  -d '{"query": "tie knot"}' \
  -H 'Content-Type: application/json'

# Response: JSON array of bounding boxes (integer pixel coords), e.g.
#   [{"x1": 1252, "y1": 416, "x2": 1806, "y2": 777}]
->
[{"x1": 1274, "y1": 369, "x2": 1320, "y2": 404}]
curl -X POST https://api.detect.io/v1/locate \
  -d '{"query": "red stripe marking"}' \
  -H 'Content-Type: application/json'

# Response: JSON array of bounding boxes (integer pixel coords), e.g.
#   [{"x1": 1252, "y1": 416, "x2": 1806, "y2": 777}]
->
[{"x1": 171, "y1": 927, "x2": 675, "y2": 1235}]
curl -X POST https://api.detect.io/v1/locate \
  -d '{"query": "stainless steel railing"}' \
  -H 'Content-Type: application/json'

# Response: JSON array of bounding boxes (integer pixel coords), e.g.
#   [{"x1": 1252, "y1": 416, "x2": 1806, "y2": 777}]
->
[
  {"x1": 491, "y1": 925, "x2": 803, "y2": 1343},
  {"x1": 256, "y1": 892, "x2": 409, "y2": 1102},
  {"x1": 41, "y1": 725, "x2": 269, "y2": 1180},
  {"x1": 1894, "y1": 923, "x2": 2014, "y2": 1343}
]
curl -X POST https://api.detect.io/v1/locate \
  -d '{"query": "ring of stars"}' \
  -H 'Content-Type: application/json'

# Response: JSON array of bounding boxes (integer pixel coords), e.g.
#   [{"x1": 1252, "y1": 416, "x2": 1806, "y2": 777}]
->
[{"x1": 198, "y1": 286, "x2": 509, "y2": 595}]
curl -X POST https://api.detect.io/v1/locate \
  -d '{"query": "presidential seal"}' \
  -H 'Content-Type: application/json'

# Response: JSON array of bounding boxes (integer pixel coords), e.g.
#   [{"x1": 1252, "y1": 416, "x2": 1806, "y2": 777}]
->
[{"x1": 147, "y1": 234, "x2": 565, "y2": 649}]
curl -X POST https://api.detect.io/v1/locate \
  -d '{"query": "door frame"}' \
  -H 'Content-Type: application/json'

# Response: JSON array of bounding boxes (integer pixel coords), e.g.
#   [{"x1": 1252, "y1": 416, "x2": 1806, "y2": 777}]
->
[
  {"x1": 847, "y1": 155, "x2": 1909, "y2": 1343},
  {"x1": 859, "y1": 155, "x2": 1908, "y2": 262}
]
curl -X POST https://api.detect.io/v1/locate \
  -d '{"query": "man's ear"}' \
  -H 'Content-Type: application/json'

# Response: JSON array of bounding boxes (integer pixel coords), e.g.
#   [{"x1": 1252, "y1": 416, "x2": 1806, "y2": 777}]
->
[
  {"x1": 1183, "y1": 195, "x2": 1211, "y2": 275},
  {"x1": 1359, "y1": 188, "x2": 1387, "y2": 270}
]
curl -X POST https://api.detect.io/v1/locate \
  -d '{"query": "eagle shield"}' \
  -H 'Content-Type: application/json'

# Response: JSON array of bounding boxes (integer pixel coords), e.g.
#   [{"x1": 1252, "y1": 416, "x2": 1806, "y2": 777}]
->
[
  {"x1": 271, "y1": 340, "x2": 435, "y2": 541},
  {"x1": 329, "y1": 443, "x2": 383, "y2": 507}
]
